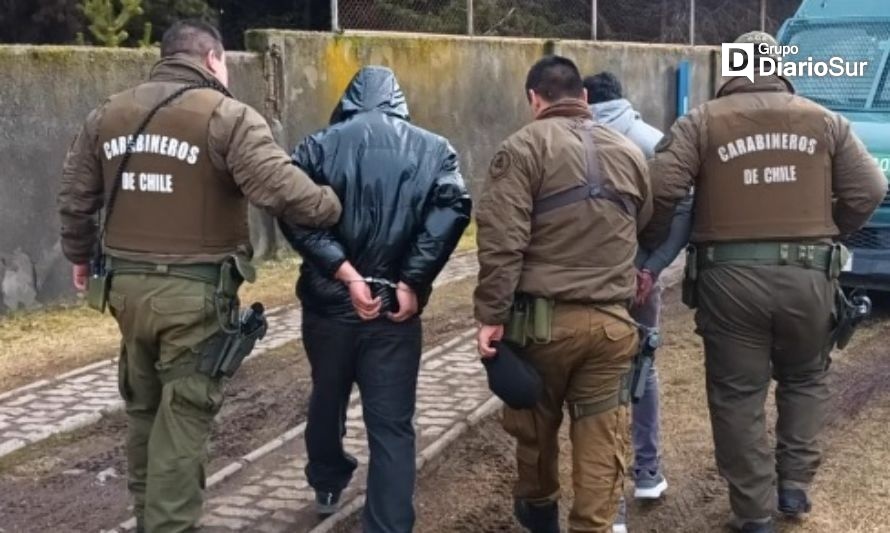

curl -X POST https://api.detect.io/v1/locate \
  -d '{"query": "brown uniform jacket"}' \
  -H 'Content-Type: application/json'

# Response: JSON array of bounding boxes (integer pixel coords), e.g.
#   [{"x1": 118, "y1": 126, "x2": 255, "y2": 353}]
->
[
  {"x1": 474, "y1": 99, "x2": 652, "y2": 325},
  {"x1": 642, "y1": 75, "x2": 886, "y2": 249},
  {"x1": 58, "y1": 56, "x2": 342, "y2": 265}
]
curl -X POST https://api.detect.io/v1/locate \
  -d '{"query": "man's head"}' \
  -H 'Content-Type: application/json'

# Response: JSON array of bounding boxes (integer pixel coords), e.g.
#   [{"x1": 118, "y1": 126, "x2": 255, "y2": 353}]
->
[
  {"x1": 525, "y1": 55, "x2": 587, "y2": 117},
  {"x1": 161, "y1": 20, "x2": 228, "y2": 87},
  {"x1": 735, "y1": 30, "x2": 780, "y2": 61},
  {"x1": 583, "y1": 71, "x2": 623, "y2": 104}
]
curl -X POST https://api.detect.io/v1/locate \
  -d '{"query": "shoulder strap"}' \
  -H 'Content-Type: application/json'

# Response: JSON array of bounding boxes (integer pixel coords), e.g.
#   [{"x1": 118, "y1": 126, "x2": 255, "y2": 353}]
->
[
  {"x1": 532, "y1": 120, "x2": 636, "y2": 219},
  {"x1": 97, "y1": 81, "x2": 233, "y2": 255}
]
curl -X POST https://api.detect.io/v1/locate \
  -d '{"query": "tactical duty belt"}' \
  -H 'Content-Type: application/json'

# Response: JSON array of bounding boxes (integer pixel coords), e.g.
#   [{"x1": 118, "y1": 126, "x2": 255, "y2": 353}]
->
[
  {"x1": 106, "y1": 257, "x2": 221, "y2": 285},
  {"x1": 532, "y1": 120, "x2": 637, "y2": 219},
  {"x1": 697, "y1": 242, "x2": 833, "y2": 271}
]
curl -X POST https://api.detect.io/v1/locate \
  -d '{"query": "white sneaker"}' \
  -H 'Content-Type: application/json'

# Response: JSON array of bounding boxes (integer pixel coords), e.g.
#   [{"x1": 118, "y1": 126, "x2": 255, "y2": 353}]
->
[{"x1": 634, "y1": 470, "x2": 668, "y2": 500}]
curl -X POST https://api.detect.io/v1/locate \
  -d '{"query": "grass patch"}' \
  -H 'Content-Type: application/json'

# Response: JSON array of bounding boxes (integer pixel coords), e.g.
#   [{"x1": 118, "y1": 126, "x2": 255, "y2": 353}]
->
[
  {"x1": 0, "y1": 234, "x2": 478, "y2": 393},
  {"x1": 0, "y1": 304, "x2": 120, "y2": 392},
  {"x1": 0, "y1": 254, "x2": 303, "y2": 392},
  {"x1": 240, "y1": 253, "x2": 301, "y2": 309},
  {"x1": 457, "y1": 219, "x2": 477, "y2": 253}
]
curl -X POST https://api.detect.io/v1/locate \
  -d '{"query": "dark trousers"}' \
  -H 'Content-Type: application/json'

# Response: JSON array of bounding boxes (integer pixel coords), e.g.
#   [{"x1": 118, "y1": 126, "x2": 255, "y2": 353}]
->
[
  {"x1": 695, "y1": 264, "x2": 833, "y2": 520},
  {"x1": 629, "y1": 285, "x2": 662, "y2": 474},
  {"x1": 302, "y1": 311, "x2": 423, "y2": 533}
]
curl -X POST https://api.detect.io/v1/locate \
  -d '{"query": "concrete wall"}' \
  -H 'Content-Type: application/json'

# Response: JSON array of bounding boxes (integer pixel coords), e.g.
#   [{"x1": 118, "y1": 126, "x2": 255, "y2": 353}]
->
[
  {"x1": 0, "y1": 47, "x2": 265, "y2": 312},
  {"x1": 0, "y1": 33, "x2": 718, "y2": 312},
  {"x1": 246, "y1": 30, "x2": 720, "y2": 197}
]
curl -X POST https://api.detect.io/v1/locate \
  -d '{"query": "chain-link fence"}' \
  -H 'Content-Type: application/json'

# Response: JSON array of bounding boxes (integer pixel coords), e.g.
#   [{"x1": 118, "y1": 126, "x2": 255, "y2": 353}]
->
[
  {"x1": 334, "y1": 0, "x2": 803, "y2": 45},
  {"x1": 782, "y1": 19, "x2": 890, "y2": 111}
]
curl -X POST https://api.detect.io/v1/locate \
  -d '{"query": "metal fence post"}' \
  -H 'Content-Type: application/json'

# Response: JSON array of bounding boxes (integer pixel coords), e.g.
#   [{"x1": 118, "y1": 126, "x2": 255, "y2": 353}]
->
[
  {"x1": 331, "y1": 0, "x2": 340, "y2": 32},
  {"x1": 467, "y1": 0, "x2": 474, "y2": 35},
  {"x1": 760, "y1": 0, "x2": 767, "y2": 31},
  {"x1": 591, "y1": 0, "x2": 598, "y2": 40},
  {"x1": 689, "y1": 0, "x2": 695, "y2": 45}
]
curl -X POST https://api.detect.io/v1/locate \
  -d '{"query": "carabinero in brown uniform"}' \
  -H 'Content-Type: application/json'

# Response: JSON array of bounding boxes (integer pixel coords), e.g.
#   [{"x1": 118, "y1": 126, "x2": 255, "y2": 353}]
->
[
  {"x1": 642, "y1": 32, "x2": 886, "y2": 533},
  {"x1": 57, "y1": 21, "x2": 341, "y2": 533},
  {"x1": 475, "y1": 56, "x2": 652, "y2": 533}
]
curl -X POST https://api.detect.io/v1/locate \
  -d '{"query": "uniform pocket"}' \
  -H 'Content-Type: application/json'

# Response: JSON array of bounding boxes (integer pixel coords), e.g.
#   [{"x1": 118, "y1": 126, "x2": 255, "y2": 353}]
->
[
  {"x1": 604, "y1": 320, "x2": 635, "y2": 343},
  {"x1": 612, "y1": 406, "x2": 630, "y2": 489},
  {"x1": 151, "y1": 296, "x2": 205, "y2": 315},
  {"x1": 502, "y1": 407, "x2": 538, "y2": 445},
  {"x1": 502, "y1": 407, "x2": 541, "y2": 478},
  {"x1": 170, "y1": 375, "x2": 224, "y2": 419},
  {"x1": 108, "y1": 291, "x2": 126, "y2": 317},
  {"x1": 151, "y1": 295, "x2": 213, "y2": 365},
  {"x1": 117, "y1": 343, "x2": 133, "y2": 402},
  {"x1": 550, "y1": 307, "x2": 584, "y2": 342}
]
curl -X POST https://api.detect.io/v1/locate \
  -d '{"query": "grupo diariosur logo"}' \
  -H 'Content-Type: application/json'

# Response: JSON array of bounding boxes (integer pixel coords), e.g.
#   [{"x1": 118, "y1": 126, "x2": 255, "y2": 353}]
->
[{"x1": 721, "y1": 42, "x2": 869, "y2": 83}]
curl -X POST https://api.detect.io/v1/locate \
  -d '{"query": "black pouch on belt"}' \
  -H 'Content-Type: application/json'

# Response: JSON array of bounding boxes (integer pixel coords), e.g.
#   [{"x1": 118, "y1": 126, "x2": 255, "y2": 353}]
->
[
  {"x1": 86, "y1": 256, "x2": 111, "y2": 313},
  {"x1": 682, "y1": 245, "x2": 699, "y2": 309}
]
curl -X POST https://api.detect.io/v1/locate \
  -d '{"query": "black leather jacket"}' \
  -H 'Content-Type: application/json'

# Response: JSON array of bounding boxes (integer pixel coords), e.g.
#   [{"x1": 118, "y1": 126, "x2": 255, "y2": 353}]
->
[{"x1": 279, "y1": 66, "x2": 472, "y2": 321}]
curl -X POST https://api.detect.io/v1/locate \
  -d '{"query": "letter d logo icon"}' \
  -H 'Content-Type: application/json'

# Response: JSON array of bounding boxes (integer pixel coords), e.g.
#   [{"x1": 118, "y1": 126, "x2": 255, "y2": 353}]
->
[{"x1": 722, "y1": 43, "x2": 755, "y2": 83}]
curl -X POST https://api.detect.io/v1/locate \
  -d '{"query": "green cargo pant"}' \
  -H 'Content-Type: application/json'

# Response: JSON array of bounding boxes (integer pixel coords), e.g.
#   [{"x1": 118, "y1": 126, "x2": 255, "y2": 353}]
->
[
  {"x1": 108, "y1": 272, "x2": 225, "y2": 533},
  {"x1": 694, "y1": 264, "x2": 833, "y2": 521},
  {"x1": 502, "y1": 303, "x2": 637, "y2": 533}
]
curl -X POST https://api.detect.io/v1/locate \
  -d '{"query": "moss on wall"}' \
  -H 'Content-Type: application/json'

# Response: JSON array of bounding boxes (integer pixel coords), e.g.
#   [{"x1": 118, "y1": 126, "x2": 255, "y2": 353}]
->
[{"x1": 1, "y1": 33, "x2": 718, "y2": 311}]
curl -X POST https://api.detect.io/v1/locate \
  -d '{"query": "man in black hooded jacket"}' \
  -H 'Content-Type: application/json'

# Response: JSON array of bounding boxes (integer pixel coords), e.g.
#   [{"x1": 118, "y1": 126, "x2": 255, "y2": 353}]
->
[{"x1": 279, "y1": 66, "x2": 471, "y2": 533}]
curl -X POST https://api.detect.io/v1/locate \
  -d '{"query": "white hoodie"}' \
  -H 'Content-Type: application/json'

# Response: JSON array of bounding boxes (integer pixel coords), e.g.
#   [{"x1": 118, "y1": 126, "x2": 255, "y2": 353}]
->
[{"x1": 590, "y1": 98, "x2": 664, "y2": 158}]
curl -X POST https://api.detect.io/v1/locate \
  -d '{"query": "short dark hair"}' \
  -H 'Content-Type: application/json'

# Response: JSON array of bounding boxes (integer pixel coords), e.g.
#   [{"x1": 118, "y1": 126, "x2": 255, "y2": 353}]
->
[
  {"x1": 161, "y1": 19, "x2": 224, "y2": 59},
  {"x1": 525, "y1": 55, "x2": 584, "y2": 103},
  {"x1": 583, "y1": 72, "x2": 623, "y2": 104}
]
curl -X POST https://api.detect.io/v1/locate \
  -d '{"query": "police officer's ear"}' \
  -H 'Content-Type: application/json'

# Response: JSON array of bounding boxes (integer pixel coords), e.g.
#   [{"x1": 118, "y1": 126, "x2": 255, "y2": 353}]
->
[
  {"x1": 528, "y1": 90, "x2": 546, "y2": 116},
  {"x1": 205, "y1": 49, "x2": 229, "y2": 89}
]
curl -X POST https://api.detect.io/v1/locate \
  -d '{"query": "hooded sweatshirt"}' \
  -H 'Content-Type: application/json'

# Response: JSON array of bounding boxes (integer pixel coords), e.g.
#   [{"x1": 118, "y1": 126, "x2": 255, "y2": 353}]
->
[
  {"x1": 591, "y1": 98, "x2": 691, "y2": 276},
  {"x1": 591, "y1": 98, "x2": 665, "y2": 158}
]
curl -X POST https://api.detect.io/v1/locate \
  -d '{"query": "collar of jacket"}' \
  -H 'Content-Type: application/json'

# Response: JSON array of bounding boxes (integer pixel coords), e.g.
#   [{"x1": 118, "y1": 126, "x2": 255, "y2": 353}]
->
[
  {"x1": 149, "y1": 55, "x2": 221, "y2": 86},
  {"x1": 716, "y1": 74, "x2": 795, "y2": 98},
  {"x1": 536, "y1": 99, "x2": 593, "y2": 121}
]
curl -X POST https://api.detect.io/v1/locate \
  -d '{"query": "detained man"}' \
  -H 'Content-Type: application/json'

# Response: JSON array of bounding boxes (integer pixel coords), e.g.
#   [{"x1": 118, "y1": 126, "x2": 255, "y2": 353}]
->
[{"x1": 279, "y1": 66, "x2": 472, "y2": 533}]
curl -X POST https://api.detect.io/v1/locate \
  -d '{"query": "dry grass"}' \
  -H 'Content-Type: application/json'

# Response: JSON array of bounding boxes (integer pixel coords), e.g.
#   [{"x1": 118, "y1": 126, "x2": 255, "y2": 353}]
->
[
  {"x1": 238, "y1": 253, "x2": 301, "y2": 309},
  {"x1": 0, "y1": 304, "x2": 121, "y2": 392},
  {"x1": 0, "y1": 235, "x2": 478, "y2": 394},
  {"x1": 457, "y1": 219, "x2": 478, "y2": 253},
  {"x1": 406, "y1": 288, "x2": 890, "y2": 533},
  {"x1": 798, "y1": 397, "x2": 890, "y2": 533},
  {"x1": 0, "y1": 254, "x2": 303, "y2": 392}
]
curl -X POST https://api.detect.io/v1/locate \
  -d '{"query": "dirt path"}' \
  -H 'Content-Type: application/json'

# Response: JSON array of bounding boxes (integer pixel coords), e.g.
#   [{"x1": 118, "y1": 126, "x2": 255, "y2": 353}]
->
[
  {"x1": 0, "y1": 278, "x2": 476, "y2": 533},
  {"x1": 403, "y1": 288, "x2": 890, "y2": 533}
]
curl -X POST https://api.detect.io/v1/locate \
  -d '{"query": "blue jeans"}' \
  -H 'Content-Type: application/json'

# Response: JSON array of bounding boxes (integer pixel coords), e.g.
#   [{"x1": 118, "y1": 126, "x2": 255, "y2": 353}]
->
[
  {"x1": 302, "y1": 312, "x2": 422, "y2": 533},
  {"x1": 630, "y1": 286, "x2": 662, "y2": 474}
]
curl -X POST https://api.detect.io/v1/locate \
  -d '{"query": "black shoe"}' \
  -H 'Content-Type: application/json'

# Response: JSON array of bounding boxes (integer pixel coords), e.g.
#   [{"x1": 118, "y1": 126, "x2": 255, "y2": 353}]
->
[
  {"x1": 738, "y1": 521, "x2": 775, "y2": 533},
  {"x1": 315, "y1": 490, "x2": 341, "y2": 516},
  {"x1": 778, "y1": 487, "x2": 812, "y2": 518},
  {"x1": 514, "y1": 499, "x2": 560, "y2": 533},
  {"x1": 729, "y1": 515, "x2": 775, "y2": 533}
]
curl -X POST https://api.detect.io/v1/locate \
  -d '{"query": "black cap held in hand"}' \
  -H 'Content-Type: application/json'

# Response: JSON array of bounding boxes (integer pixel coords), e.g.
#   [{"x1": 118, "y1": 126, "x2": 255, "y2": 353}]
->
[{"x1": 482, "y1": 341, "x2": 543, "y2": 410}]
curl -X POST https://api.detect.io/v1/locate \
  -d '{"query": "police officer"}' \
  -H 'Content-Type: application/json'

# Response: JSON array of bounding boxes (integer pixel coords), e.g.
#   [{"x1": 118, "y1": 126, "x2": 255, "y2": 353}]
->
[
  {"x1": 475, "y1": 56, "x2": 652, "y2": 533},
  {"x1": 642, "y1": 32, "x2": 886, "y2": 533},
  {"x1": 58, "y1": 20, "x2": 341, "y2": 532}
]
